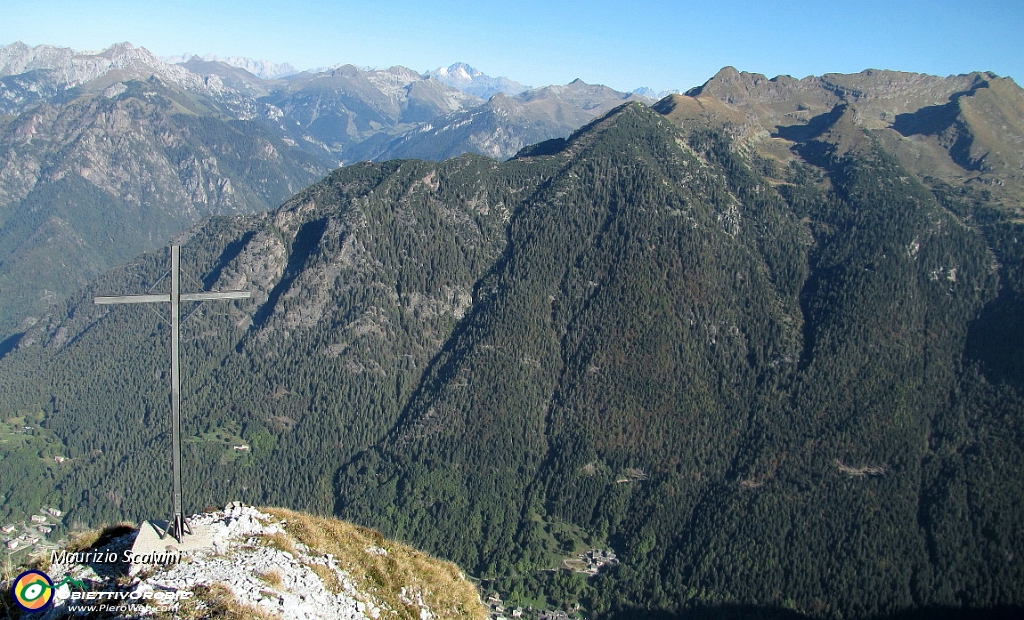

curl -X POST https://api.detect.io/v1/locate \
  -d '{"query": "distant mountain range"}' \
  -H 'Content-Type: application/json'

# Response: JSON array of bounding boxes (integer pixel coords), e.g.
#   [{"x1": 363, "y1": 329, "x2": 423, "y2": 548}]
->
[
  {"x1": 161, "y1": 52, "x2": 299, "y2": 80},
  {"x1": 354, "y1": 79, "x2": 652, "y2": 162},
  {"x1": 0, "y1": 42, "x2": 650, "y2": 338}
]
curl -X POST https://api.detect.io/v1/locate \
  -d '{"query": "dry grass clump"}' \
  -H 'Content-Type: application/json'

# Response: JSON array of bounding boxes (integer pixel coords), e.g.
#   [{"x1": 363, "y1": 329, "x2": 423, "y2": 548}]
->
[
  {"x1": 265, "y1": 507, "x2": 487, "y2": 620},
  {"x1": 1, "y1": 553, "x2": 17, "y2": 582},
  {"x1": 258, "y1": 530, "x2": 297, "y2": 556},
  {"x1": 307, "y1": 561, "x2": 344, "y2": 594},
  {"x1": 65, "y1": 522, "x2": 137, "y2": 553},
  {"x1": 23, "y1": 521, "x2": 138, "y2": 574},
  {"x1": 257, "y1": 569, "x2": 283, "y2": 589},
  {"x1": 164, "y1": 582, "x2": 281, "y2": 620},
  {"x1": 1, "y1": 574, "x2": 21, "y2": 620}
]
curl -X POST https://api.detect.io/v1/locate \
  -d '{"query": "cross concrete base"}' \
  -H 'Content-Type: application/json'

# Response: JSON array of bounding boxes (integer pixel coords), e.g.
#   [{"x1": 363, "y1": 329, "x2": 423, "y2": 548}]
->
[{"x1": 127, "y1": 520, "x2": 214, "y2": 576}]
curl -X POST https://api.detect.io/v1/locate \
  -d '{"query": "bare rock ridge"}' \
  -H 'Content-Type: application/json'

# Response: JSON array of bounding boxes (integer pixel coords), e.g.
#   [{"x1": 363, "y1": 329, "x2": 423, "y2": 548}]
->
[{"x1": 39, "y1": 503, "x2": 486, "y2": 620}]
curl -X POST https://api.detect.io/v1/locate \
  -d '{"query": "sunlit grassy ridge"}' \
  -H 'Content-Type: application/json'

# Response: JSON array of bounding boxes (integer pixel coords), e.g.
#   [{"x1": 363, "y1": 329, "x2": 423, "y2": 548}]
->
[{"x1": 265, "y1": 507, "x2": 488, "y2": 620}]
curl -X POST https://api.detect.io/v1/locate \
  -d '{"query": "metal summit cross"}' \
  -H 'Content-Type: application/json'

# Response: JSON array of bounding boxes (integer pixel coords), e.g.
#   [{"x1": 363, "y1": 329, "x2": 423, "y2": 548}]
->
[{"x1": 94, "y1": 244, "x2": 250, "y2": 542}]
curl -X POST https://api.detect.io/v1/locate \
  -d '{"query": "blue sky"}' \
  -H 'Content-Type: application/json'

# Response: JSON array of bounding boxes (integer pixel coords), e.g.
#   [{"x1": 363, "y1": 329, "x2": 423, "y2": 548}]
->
[{"x1": 3, "y1": 0, "x2": 1022, "y2": 93}]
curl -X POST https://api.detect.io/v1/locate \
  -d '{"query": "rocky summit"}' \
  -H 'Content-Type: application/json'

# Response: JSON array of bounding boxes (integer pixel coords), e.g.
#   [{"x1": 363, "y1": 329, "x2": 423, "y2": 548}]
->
[{"x1": 34, "y1": 503, "x2": 486, "y2": 620}]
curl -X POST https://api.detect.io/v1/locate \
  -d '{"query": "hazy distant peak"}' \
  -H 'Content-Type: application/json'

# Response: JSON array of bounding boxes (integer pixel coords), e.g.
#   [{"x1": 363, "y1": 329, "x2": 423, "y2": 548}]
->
[
  {"x1": 426, "y1": 62, "x2": 528, "y2": 99},
  {"x1": 713, "y1": 65, "x2": 743, "y2": 80},
  {"x1": 378, "y1": 65, "x2": 424, "y2": 81},
  {"x1": 432, "y1": 62, "x2": 479, "y2": 80},
  {"x1": 517, "y1": 78, "x2": 643, "y2": 109},
  {"x1": 163, "y1": 52, "x2": 298, "y2": 79},
  {"x1": 307, "y1": 62, "x2": 378, "y2": 75},
  {"x1": 90, "y1": 41, "x2": 163, "y2": 68},
  {"x1": 0, "y1": 41, "x2": 240, "y2": 104},
  {"x1": 632, "y1": 86, "x2": 681, "y2": 100},
  {"x1": 0, "y1": 41, "x2": 76, "y2": 77}
]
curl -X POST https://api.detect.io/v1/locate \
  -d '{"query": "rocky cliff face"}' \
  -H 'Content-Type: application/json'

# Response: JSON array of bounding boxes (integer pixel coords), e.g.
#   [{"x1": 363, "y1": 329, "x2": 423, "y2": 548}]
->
[{"x1": 0, "y1": 42, "x2": 236, "y2": 115}]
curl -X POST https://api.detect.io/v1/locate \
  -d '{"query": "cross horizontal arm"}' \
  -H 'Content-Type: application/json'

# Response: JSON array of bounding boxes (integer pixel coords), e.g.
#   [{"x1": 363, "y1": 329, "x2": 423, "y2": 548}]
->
[
  {"x1": 179, "y1": 291, "x2": 251, "y2": 302},
  {"x1": 94, "y1": 291, "x2": 251, "y2": 305},
  {"x1": 95, "y1": 294, "x2": 170, "y2": 305}
]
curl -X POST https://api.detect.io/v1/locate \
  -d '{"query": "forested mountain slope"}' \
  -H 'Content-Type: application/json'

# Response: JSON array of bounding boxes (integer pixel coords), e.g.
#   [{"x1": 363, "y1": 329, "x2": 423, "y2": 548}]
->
[
  {"x1": 336, "y1": 102, "x2": 1024, "y2": 618},
  {"x1": 0, "y1": 73, "x2": 1022, "y2": 619},
  {"x1": 0, "y1": 150, "x2": 554, "y2": 523}
]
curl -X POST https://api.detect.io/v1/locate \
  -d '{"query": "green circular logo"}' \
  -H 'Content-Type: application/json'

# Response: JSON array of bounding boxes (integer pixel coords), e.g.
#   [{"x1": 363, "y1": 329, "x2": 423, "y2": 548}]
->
[{"x1": 12, "y1": 569, "x2": 54, "y2": 611}]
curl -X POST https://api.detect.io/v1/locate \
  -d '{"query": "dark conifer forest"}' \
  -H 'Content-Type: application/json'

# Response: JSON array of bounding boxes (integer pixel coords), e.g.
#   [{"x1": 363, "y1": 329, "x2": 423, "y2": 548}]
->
[{"x1": 1, "y1": 79, "x2": 1023, "y2": 619}]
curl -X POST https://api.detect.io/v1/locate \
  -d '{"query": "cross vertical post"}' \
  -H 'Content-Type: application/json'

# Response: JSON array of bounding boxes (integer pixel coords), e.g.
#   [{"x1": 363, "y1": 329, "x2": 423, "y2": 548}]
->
[
  {"x1": 95, "y1": 244, "x2": 251, "y2": 542},
  {"x1": 170, "y1": 245, "x2": 184, "y2": 542}
]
